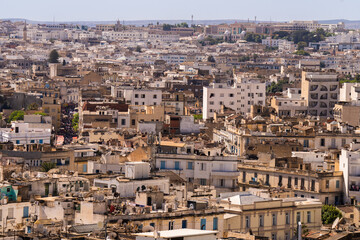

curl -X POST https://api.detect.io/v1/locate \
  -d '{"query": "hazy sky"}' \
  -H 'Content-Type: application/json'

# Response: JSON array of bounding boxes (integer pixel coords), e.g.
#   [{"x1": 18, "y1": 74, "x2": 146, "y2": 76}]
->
[{"x1": 1, "y1": 0, "x2": 357, "y2": 22}]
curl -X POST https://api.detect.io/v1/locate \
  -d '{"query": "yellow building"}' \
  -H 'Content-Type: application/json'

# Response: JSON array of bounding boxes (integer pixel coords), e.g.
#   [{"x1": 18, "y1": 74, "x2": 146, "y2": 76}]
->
[{"x1": 217, "y1": 193, "x2": 322, "y2": 240}]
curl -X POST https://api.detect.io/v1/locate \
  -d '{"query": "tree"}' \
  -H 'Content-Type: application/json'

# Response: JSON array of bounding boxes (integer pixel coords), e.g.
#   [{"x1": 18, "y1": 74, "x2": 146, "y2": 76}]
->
[
  {"x1": 72, "y1": 113, "x2": 79, "y2": 132},
  {"x1": 135, "y1": 46, "x2": 142, "y2": 53},
  {"x1": 26, "y1": 102, "x2": 39, "y2": 111},
  {"x1": 297, "y1": 41, "x2": 307, "y2": 50},
  {"x1": 163, "y1": 24, "x2": 172, "y2": 31},
  {"x1": 49, "y1": 50, "x2": 60, "y2": 63},
  {"x1": 207, "y1": 55, "x2": 215, "y2": 63},
  {"x1": 34, "y1": 112, "x2": 48, "y2": 116},
  {"x1": 8, "y1": 110, "x2": 24, "y2": 123},
  {"x1": 322, "y1": 205, "x2": 342, "y2": 224},
  {"x1": 294, "y1": 50, "x2": 310, "y2": 56},
  {"x1": 40, "y1": 162, "x2": 56, "y2": 172}
]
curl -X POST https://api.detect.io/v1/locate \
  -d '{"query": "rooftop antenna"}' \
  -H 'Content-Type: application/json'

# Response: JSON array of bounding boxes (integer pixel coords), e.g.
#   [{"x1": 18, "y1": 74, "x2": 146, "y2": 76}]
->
[
  {"x1": 191, "y1": 14, "x2": 193, "y2": 27},
  {"x1": 255, "y1": 16, "x2": 257, "y2": 24}
]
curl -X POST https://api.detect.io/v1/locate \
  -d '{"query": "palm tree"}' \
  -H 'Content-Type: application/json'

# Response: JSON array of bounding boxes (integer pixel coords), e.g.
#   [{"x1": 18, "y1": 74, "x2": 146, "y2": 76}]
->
[{"x1": 40, "y1": 162, "x2": 56, "y2": 172}]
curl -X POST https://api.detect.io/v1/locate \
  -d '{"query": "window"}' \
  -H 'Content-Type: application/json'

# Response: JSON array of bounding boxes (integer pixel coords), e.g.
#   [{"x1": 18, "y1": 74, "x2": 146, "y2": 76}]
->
[
  {"x1": 209, "y1": 101, "x2": 214, "y2": 105},
  {"x1": 243, "y1": 172, "x2": 246, "y2": 183},
  {"x1": 259, "y1": 214, "x2": 264, "y2": 227},
  {"x1": 303, "y1": 140, "x2": 309, "y2": 148},
  {"x1": 285, "y1": 232, "x2": 289, "y2": 240},
  {"x1": 311, "y1": 180, "x2": 315, "y2": 191},
  {"x1": 295, "y1": 178, "x2": 298, "y2": 186},
  {"x1": 336, "y1": 180, "x2": 340, "y2": 188},
  {"x1": 182, "y1": 220, "x2": 187, "y2": 228},
  {"x1": 39, "y1": 139, "x2": 43, "y2": 144},
  {"x1": 272, "y1": 233, "x2": 277, "y2": 240},
  {"x1": 272, "y1": 214, "x2": 277, "y2": 226},
  {"x1": 278, "y1": 175, "x2": 282, "y2": 187},
  {"x1": 200, "y1": 179, "x2": 207, "y2": 185},
  {"x1": 150, "y1": 223, "x2": 155, "y2": 228},
  {"x1": 229, "y1": 93, "x2": 234, "y2": 97},
  {"x1": 30, "y1": 140, "x2": 35, "y2": 143},
  {"x1": 285, "y1": 212, "x2": 290, "y2": 224},
  {"x1": 16, "y1": 140, "x2": 20, "y2": 144},
  {"x1": 296, "y1": 212, "x2": 301, "y2": 223},
  {"x1": 187, "y1": 162, "x2": 193, "y2": 169},
  {"x1": 153, "y1": 95, "x2": 157, "y2": 99},
  {"x1": 326, "y1": 180, "x2": 329, "y2": 188},
  {"x1": 288, "y1": 177, "x2": 292, "y2": 188},
  {"x1": 200, "y1": 218, "x2": 206, "y2": 230},
  {"x1": 213, "y1": 217, "x2": 218, "y2": 230},
  {"x1": 168, "y1": 221, "x2": 174, "y2": 230},
  {"x1": 320, "y1": 138, "x2": 325, "y2": 147},
  {"x1": 135, "y1": 94, "x2": 139, "y2": 98},
  {"x1": 121, "y1": 119, "x2": 126, "y2": 126},
  {"x1": 141, "y1": 94, "x2": 145, "y2": 98},
  {"x1": 175, "y1": 161, "x2": 180, "y2": 170},
  {"x1": 23, "y1": 206, "x2": 29, "y2": 218},
  {"x1": 245, "y1": 216, "x2": 250, "y2": 228},
  {"x1": 200, "y1": 163, "x2": 206, "y2": 171},
  {"x1": 220, "y1": 179, "x2": 225, "y2": 187},
  {"x1": 307, "y1": 211, "x2": 311, "y2": 223},
  {"x1": 160, "y1": 161, "x2": 166, "y2": 169},
  {"x1": 132, "y1": 119, "x2": 136, "y2": 126},
  {"x1": 325, "y1": 197, "x2": 329, "y2": 205},
  {"x1": 83, "y1": 164, "x2": 87, "y2": 172}
]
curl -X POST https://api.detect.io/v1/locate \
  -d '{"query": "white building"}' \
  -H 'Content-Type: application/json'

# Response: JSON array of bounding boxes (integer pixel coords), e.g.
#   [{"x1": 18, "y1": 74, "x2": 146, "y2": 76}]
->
[
  {"x1": 135, "y1": 229, "x2": 218, "y2": 240},
  {"x1": 0, "y1": 115, "x2": 52, "y2": 146},
  {"x1": 156, "y1": 153, "x2": 240, "y2": 193},
  {"x1": 203, "y1": 79, "x2": 266, "y2": 119},
  {"x1": 339, "y1": 142, "x2": 360, "y2": 205},
  {"x1": 339, "y1": 82, "x2": 360, "y2": 103}
]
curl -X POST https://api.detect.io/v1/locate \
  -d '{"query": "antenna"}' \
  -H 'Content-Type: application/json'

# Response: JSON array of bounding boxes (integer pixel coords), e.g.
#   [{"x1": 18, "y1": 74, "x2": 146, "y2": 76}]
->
[
  {"x1": 255, "y1": 16, "x2": 257, "y2": 24},
  {"x1": 191, "y1": 15, "x2": 194, "y2": 27}
]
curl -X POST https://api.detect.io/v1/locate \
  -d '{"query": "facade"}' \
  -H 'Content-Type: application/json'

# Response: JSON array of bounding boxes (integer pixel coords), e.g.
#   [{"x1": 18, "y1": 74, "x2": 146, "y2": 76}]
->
[
  {"x1": 301, "y1": 71, "x2": 339, "y2": 117},
  {"x1": 203, "y1": 80, "x2": 266, "y2": 119},
  {"x1": 219, "y1": 192, "x2": 322, "y2": 240}
]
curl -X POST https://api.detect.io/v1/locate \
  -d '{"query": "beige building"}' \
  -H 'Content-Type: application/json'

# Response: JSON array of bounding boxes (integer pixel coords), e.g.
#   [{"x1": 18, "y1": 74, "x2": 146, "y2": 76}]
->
[
  {"x1": 333, "y1": 103, "x2": 360, "y2": 127},
  {"x1": 130, "y1": 105, "x2": 165, "y2": 129},
  {"x1": 218, "y1": 192, "x2": 322, "y2": 240},
  {"x1": 238, "y1": 160, "x2": 343, "y2": 205},
  {"x1": 301, "y1": 71, "x2": 339, "y2": 117}
]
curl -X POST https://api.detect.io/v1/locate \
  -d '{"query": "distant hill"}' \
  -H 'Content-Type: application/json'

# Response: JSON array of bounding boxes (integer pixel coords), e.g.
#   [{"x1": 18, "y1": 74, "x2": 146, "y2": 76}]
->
[{"x1": 2, "y1": 18, "x2": 360, "y2": 29}]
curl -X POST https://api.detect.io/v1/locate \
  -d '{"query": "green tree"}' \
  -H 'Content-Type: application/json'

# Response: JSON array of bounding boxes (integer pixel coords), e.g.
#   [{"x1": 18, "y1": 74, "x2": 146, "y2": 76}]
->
[
  {"x1": 72, "y1": 113, "x2": 79, "y2": 132},
  {"x1": 26, "y1": 102, "x2": 39, "y2": 110},
  {"x1": 49, "y1": 50, "x2": 60, "y2": 63},
  {"x1": 207, "y1": 55, "x2": 215, "y2": 62},
  {"x1": 297, "y1": 41, "x2": 307, "y2": 50},
  {"x1": 163, "y1": 24, "x2": 172, "y2": 31},
  {"x1": 135, "y1": 46, "x2": 142, "y2": 53},
  {"x1": 40, "y1": 162, "x2": 57, "y2": 172},
  {"x1": 34, "y1": 112, "x2": 48, "y2": 116},
  {"x1": 8, "y1": 110, "x2": 25, "y2": 123},
  {"x1": 294, "y1": 50, "x2": 310, "y2": 56},
  {"x1": 321, "y1": 205, "x2": 342, "y2": 224}
]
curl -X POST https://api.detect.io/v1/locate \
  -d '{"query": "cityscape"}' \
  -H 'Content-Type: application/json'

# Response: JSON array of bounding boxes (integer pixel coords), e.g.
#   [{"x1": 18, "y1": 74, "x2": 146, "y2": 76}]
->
[{"x1": 1, "y1": 1, "x2": 360, "y2": 240}]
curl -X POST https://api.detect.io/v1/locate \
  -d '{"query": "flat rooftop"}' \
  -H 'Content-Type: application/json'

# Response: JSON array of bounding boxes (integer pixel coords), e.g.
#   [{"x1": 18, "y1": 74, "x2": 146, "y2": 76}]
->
[{"x1": 135, "y1": 229, "x2": 218, "y2": 238}]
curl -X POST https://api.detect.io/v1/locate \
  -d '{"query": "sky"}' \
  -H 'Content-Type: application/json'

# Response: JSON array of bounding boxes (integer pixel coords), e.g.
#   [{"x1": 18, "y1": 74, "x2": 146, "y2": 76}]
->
[{"x1": 0, "y1": 0, "x2": 358, "y2": 22}]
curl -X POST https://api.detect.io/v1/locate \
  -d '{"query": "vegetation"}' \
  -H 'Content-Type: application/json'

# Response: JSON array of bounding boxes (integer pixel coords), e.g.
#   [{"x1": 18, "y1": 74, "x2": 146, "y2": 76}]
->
[
  {"x1": 207, "y1": 55, "x2": 215, "y2": 62},
  {"x1": 40, "y1": 162, "x2": 57, "y2": 172},
  {"x1": 244, "y1": 33, "x2": 266, "y2": 43},
  {"x1": 135, "y1": 45, "x2": 142, "y2": 53},
  {"x1": 193, "y1": 114, "x2": 202, "y2": 120},
  {"x1": 294, "y1": 50, "x2": 310, "y2": 56},
  {"x1": 163, "y1": 22, "x2": 188, "y2": 31},
  {"x1": 7, "y1": 110, "x2": 25, "y2": 123},
  {"x1": 297, "y1": 41, "x2": 307, "y2": 50},
  {"x1": 340, "y1": 74, "x2": 360, "y2": 84},
  {"x1": 322, "y1": 205, "x2": 342, "y2": 224},
  {"x1": 49, "y1": 49, "x2": 60, "y2": 63},
  {"x1": 264, "y1": 46, "x2": 278, "y2": 52},
  {"x1": 26, "y1": 102, "x2": 39, "y2": 111},
  {"x1": 199, "y1": 36, "x2": 224, "y2": 46},
  {"x1": 34, "y1": 112, "x2": 48, "y2": 116},
  {"x1": 267, "y1": 79, "x2": 289, "y2": 93},
  {"x1": 72, "y1": 113, "x2": 79, "y2": 132},
  {"x1": 238, "y1": 55, "x2": 250, "y2": 62},
  {"x1": 272, "y1": 28, "x2": 333, "y2": 44}
]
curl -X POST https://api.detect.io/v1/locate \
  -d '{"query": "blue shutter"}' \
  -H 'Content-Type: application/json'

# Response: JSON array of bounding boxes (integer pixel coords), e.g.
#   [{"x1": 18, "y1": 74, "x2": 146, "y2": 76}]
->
[
  {"x1": 160, "y1": 161, "x2": 166, "y2": 169},
  {"x1": 23, "y1": 206, "x2": 29, "y2": 218},
  {"x1": 213, "y1": 217, "x2": 218, "y2": 230},
  {"x1": 83, "y1": 164, "x2": 87, "y2": 172},
  {"x1": 201, "y1": 219, "x2": 206, "y2": 230},
  {"x1": 175, "y1": 161, "x2": 180, "y2": 170},
  {"x1": 182, "y1": 220, "x2": 187, "y2": 228}
]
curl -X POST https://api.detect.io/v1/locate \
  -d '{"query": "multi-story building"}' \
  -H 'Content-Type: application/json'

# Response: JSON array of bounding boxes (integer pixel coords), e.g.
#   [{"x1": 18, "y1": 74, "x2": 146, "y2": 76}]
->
[
  {"x1": 0, "y1": 115, "x2": 52, "y2": 146},
  {"x1": 218, "y1": 192, "x2": 322, "y2": 240},
  {"x1": 339, "y1": 142, "x2": 360, "y2": 205},
  {"x1": 203, "y1": 79, "x2": 266, "y2": 119},
  {"x1": 301, "y1": 71, "x2": 339, "y2": 117}
]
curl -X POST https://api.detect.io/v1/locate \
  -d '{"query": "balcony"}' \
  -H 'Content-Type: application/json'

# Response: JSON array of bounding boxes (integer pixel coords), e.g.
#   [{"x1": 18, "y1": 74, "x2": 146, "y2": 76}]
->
[{"x1": 350, "y1": 184, "x2": 360, "y2": 191}]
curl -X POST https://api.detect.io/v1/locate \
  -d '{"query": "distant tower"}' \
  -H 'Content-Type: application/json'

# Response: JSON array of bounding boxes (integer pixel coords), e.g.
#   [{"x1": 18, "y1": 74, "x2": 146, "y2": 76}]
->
[
  {"x1": 115, "y1": 19, "x2": 121, "y2": 31},
  {"x1": 191, "y1": 15, "x2": 194, "y2": 27},
  {"x1": 23, "y1": 20, "x2": 27, "y2": 41}
]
